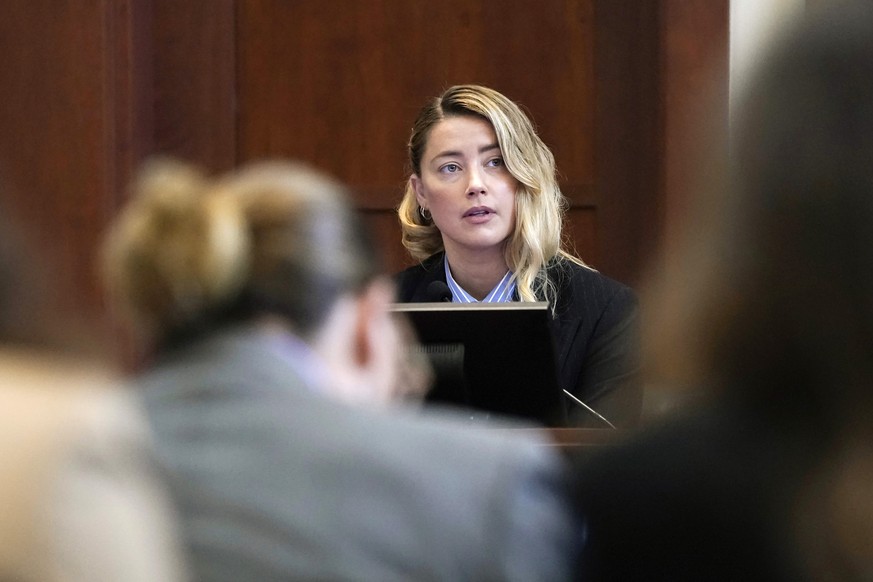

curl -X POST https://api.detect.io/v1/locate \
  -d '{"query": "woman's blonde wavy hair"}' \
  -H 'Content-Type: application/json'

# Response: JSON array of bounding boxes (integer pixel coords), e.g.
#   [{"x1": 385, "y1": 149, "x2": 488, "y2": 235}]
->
[{"x1": 398, "y1": 85, "x2": 586, "y2": 305}]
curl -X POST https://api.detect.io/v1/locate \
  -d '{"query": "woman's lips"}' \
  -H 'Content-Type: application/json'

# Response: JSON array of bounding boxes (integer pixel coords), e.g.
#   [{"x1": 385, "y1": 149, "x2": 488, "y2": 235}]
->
[
  {"x1": 463, "y1": 206, "x2": 493, "y2": 218},
  {"x1": 463, "y1": 207, "x2": 495, "y2": 224}
]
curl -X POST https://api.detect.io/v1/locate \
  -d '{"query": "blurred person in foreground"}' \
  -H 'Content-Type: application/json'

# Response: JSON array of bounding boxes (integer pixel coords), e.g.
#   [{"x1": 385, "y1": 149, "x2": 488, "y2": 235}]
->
[
  {"x1": 0, "y1": 203, "x2": 185, "y2": 581},
  {"x1": 102, "y1": 158, "x2": 576, "y2": 581},
  {"x1": 571, "y1": 2, "x2": 873, "y2": 580}
]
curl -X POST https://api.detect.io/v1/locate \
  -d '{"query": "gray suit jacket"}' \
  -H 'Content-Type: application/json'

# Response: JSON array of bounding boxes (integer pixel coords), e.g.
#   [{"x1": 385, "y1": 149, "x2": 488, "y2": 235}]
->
[{"x1": 138, "y1": 324, "x2": 575, "y2": 581}]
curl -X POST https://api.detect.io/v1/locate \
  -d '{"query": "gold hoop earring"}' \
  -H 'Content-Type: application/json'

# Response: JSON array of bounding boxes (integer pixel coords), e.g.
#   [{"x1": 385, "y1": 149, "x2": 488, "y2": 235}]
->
[{"x1": 419, "y1": 207, "x2": 431, "y2": 221}]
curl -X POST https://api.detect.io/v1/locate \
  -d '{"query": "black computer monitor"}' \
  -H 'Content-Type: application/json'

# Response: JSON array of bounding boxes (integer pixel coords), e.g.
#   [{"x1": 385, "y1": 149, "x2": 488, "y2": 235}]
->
[{"x1": 391, "y1": 302, "x2": 566, "y2": 426}]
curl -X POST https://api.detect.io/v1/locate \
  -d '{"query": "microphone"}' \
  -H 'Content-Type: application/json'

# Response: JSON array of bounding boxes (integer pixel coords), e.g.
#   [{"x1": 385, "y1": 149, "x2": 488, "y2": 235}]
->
[
  {"x1": 426, "y1": 281, "x2": 453, "y2": 303},
  {"x1": 563, "y1": 389, "x2": 617, "y2": 429}
]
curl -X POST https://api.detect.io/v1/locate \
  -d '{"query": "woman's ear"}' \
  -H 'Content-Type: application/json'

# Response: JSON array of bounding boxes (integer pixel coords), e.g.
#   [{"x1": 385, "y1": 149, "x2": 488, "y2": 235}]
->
[{"x1": 411, "y1": 175, "x2": 427, "y2": 209}]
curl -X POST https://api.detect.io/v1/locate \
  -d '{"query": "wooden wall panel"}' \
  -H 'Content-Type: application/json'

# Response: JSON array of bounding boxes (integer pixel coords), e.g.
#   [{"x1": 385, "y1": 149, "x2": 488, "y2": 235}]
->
[
  {"x1": 592, "y1": 1, "x2": 662, "y2": 285},
  {"x1": 360, "y1": 210, "x2": 408, "y2": 275},
  {"x1": 152, "y1": 0, "x2": 237, "y2": 172},
  {"x1": 236, "y1": 0, "x2": 598, "y2": 272},
  {"x1": 0, "y1": 0, "x2": 729, "y2": 344},
  {"x1": 564, "y1": 207, "x2": 598, "y2": 266},
  {"x1": 0, "y1": 0, "x2": 152, "y2": 322},
  {"x1": 211, "y1": 0, "x2": 727, "y2": 287},
  {"x1": 592, "y1": 0, "x2": 728, "y2": 286},
  {"x1": 660, "y1": 0, "x2": 730, "y2": 261}
]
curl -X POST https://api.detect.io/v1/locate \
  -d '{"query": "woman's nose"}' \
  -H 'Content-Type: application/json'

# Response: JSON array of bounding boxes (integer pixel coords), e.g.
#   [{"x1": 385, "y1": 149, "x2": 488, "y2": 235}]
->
[{"x1": 466, "y1": 168, "x2": 486, "y2": 196}]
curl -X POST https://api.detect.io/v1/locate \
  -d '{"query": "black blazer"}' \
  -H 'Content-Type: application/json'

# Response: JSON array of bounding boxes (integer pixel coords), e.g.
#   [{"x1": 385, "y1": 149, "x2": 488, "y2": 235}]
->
[{"x1": 396, "y1": 253, "x2": 641, "y2": 428}]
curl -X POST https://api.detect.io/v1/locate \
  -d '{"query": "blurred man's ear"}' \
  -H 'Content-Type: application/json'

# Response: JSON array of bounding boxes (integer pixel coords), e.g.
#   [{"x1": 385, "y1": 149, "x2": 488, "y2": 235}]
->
[
  {"x1": 352, "y1": 277, "x2": 396, "y2": 368},
  {"x1": 354, "y1": 277, "x2": 432, "y2": 403},
  {"x1": 311, "y1": 277, "x2": 399, "y2": 405},
  {"x1": 314, "y1": 277, "x2": 429, "y2": 405}
]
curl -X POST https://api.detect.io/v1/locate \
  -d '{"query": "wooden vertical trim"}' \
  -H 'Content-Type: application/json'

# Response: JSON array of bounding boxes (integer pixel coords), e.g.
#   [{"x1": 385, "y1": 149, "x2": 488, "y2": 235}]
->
[
  {"x1": 102, "y1": 0, "x2": 155, "y2": 218},
  {"x1": 593, "y1": 0, "x2": 663, "y2": 286},
  {"x1": 659, "y1": 0, "x2": 730, "y2": 262},
  {"x1": 152, "y1": 0, "x2": 238, "y2": 172},
  {"x1": 95, "y1": 0, "x2": 157, "y2": 361}
]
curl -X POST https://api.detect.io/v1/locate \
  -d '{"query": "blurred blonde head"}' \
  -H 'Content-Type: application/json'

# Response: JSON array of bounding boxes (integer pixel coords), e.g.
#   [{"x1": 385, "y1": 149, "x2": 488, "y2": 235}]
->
[
  {"x1": 103, "y1": 158, "x2": 431, "y2": 404},
  {"x1": 103, "y1": 158, "x2": 379, "y2": 347}
]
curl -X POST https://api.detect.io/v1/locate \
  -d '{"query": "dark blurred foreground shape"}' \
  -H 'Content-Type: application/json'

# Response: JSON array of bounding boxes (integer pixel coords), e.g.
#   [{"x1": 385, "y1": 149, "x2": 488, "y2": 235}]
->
[{"x1": 572, "y1": 1, "x2": 873, "y2": 580}]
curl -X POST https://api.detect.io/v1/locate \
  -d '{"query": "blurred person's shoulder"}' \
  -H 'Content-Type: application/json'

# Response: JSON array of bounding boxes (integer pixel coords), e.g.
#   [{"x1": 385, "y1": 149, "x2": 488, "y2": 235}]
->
[
  {"x1": 0, "y1": 344, "x2": 117, "y2": 390},
  {"x1": 0, "y1": 347, "x2": 187, "y2": 582},
  {"x1": 0, "y1": 345, "x2": 151, "y2": 457},
  {"x1": 313, "y1": 401, "x2": 576, "y2": 581},
  {"x1": 0, "y1": 346, "x2": 124, "y2": 447},
  {"x1": 334, "y1": 398, "x2": 569, "y2": 488}
]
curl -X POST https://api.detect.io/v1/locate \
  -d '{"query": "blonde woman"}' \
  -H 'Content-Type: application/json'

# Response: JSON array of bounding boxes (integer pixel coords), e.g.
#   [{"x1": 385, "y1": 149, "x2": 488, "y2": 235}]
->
[{"x1": 397, "y1": 85, "x2": 641, "y2": 427}]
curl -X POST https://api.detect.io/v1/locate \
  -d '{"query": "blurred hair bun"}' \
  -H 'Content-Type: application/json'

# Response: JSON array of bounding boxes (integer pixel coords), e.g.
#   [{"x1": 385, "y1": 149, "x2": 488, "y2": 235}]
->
[{"x1": 103, "y1": 158, "x2": 249, "y2": 338}]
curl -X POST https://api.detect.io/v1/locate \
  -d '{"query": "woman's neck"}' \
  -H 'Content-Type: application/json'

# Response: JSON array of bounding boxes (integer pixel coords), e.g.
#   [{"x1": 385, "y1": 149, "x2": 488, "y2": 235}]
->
[{"x1": 444, "y1": 248, "x2": 509, "y2": 301}]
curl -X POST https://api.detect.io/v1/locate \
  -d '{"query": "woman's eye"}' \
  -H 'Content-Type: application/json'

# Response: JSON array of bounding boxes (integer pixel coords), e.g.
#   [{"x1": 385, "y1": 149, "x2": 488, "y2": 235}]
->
[
  {"x1": 441, "y1": 163, "x2": 460, "y2": 173},
  {"x1": 486, "y1": 157, "x2": 504, "y2": 168}
]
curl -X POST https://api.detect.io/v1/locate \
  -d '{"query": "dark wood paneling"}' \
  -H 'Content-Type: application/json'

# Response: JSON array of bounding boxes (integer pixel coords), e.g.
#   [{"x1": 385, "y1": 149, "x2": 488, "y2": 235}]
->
[
  {"x1": 591, "y1": 0, "x2": 728, "y2": 286},
  {"x1": 152, "y1": 0, "x2": 237, "y2": 172},
  {"x1": 236, "y1": 0, "x2": 598, "y2": 274},
  {"x1": 592, "y1": 0, "x2": 662, "y2": 285},
  {"x1": 660, "y1": 0, "x2": 730, "y2": 257},
  {"x1": 0, "y1": 0, "x2": 152, "y2": 320},
  {"x1": 234, "y1": 0, "x2": 728, "y2": 286},
  {"x1": 361, "y1": 210, "x2": 410, "y2": 271},
  {"x1": 0, "y1": 0, "x2": 729, "y2": 341},
  {"x1": 564, "y1": 207, "x2": 598, "y2": 267}
]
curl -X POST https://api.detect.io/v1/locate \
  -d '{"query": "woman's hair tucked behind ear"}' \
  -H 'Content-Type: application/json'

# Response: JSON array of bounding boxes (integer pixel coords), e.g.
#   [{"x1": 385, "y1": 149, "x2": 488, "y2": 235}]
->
[
  {"x1": 103, "y1": 158, "x2": 381, "y2": 346},
  {"x1": 398, "y1": 85, "x2": 587, "y2": 306}
]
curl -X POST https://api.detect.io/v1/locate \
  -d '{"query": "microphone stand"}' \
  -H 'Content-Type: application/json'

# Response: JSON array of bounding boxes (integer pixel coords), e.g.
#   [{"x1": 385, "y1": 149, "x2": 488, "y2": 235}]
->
[{"x1": 563, "y1": 389, "x2": 616, "y2": 429}]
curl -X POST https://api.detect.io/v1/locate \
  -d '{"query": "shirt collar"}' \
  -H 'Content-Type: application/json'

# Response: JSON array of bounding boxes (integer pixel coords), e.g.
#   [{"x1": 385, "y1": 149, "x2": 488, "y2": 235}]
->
[
  {"x1": 261, "y1": 327, "x2": 330, "y2": 394},
  {"x1": 443, "y1": 254, "x2": 517, "y2": 303}
]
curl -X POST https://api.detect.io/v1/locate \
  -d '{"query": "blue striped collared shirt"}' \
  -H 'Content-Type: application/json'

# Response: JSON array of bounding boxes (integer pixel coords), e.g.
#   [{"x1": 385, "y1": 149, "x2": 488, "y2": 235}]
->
[{"x1": 444, "y1": 255, "x2": 517, "y2": 303}]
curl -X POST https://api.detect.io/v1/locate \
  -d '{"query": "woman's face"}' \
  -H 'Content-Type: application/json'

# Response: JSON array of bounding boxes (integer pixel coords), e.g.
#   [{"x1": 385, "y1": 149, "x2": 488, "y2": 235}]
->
[{"x1": 411, "y1": 115, "x2": 518, "y2": 262}]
